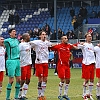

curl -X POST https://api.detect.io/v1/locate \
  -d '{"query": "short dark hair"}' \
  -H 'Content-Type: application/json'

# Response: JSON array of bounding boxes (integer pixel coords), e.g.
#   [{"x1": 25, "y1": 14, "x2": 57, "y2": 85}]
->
[
  {"x1": 61, "y1": 35, "x2": 67, "y2": 40},
  {"x1": 39, "y1": 30, "x2": 47, "y2": 36},
  {"x1": 8, "y1": 28, "x2": 16, "y2": 33}
]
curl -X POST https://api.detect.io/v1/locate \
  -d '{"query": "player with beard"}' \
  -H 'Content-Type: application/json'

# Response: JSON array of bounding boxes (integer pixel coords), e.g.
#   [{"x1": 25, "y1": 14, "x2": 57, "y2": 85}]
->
[
  {"x1": 4, "y1": 28, "x2": 21, "y2": 100},
  {"x1": 30, "y1": 30, "x2": 52, "y2": 100},
  {"x1": 18, "y1": 33, "x2": 32, "y2": 99},
  {"x1": 0, "y1": 36, "x2": 5, "y2": 93},
  {"x1": 50, "y1": 36, "x2": 77, "y2": 100}
]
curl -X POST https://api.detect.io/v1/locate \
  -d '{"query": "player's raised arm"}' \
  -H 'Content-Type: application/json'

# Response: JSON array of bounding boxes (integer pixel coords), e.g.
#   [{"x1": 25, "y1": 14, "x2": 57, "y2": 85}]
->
[{"x1": 76, "y1": 42, "x2": 85, "y2": 49}]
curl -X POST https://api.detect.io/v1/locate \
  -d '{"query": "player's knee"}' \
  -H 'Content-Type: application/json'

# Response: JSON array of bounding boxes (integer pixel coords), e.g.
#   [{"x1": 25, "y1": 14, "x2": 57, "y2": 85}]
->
[
  {"x1": 45, "y1": 80, "x2": 47, "y2": 83},
  {"x1": 10, "y1": 81, "x2": 14, "y2": 85},
  {"x1": 26, "y1": 79, "x2": 30, "y2": 84},
  {"x1": 68, "y1": 80, "x2": 70, "y2": 84},
  {"x1": 85, "y1": 80, "x2": 89, "y2": 84},
  {"x1": 17, "y1": 79, "x2": 21, "y2": 84},
  {"x1": 65, "y1": 79, "x2": 70, "y2": 84}
]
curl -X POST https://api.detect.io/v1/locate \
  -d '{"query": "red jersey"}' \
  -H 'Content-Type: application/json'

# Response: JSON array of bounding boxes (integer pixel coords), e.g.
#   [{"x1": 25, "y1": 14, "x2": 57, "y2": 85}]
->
[{"x1": 51, "y1": 43, "x2": 73, "y2": 65}]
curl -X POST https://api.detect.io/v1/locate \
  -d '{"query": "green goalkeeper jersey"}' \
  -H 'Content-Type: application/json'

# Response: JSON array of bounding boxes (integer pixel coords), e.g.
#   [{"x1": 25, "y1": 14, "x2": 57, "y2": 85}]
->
[{"x1": 4, "y1": 38, "x2": 20, "y2": 60}]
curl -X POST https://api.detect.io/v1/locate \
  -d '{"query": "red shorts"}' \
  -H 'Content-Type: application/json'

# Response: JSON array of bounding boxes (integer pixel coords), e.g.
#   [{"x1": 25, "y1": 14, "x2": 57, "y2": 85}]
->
[
  {"x1": 82, "y1": 63, "x2": 95, "y2": 80},
  {"x1": 57, "y1": 63, "x2": 70, "y2": 79},
  {"x1": 21, "y1": 65, "x2": 31, "y2": 80},
  {"x1": 96, "y1": 68, "x2": 100, "y2": 78},
  {"x1": 35, "y1": 63, "x2": 48, "y2": 77},
  {"x1": 0, "y1": 71, "x2": 4, "y2": 82}
]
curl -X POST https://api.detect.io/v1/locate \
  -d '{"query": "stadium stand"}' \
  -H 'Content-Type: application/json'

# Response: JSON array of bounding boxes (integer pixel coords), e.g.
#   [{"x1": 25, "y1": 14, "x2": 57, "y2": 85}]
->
[{"x1": 0, "y1": 0, "x2": 100, "y2": 40}]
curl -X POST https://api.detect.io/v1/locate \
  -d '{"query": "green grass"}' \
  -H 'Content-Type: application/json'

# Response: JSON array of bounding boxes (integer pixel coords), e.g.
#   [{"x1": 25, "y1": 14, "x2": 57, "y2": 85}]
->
[{"x1": 1, "y1": 68, "x2": 98, "y2": 100}]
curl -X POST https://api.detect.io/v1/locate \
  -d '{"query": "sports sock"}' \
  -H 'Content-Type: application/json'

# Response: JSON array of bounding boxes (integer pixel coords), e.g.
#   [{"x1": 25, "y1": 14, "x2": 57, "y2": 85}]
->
[
  {"x1": 83, "y1": 82, "x2": 87, "y2": 96},
  {"x1": 59, "y1": 82, "x2": 64, "y2": 96},
  {"x1": 15, "y1": 82, "x2": 20, "y2": 99},
  {"x1": 37, "y1": 82, "x2": 42, "y2": 97},
  {"x1": 18, "y1": 87, "x2": 22, "y2": 97},
  {"x1": 22, "y1": 83, "x2": 28, "y2": 97},
  {"x1": 41, "y1": 82, "x2": 46, "y2": 96},
  {"x1": 6, "y1": 83, "x2": 12, "y2": 99},
  {"x1": 96, "y1": 82, "x2": 100, "y2": 96},
  {"x1": 64, "y1": 84, "x2": 69, "y2": 95},
  {"x1": 0, "y1": 86, "x2": 2, "y2": 92},
  {"x1": 88, "y1": 82, "x2": 93, "y2": 95}
]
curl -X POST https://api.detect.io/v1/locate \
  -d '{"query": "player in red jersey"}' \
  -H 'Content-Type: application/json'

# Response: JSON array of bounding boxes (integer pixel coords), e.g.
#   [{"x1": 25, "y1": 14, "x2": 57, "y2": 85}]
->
[{"x1": 50, "y1": 35, "x2": 77, "y2": 100}]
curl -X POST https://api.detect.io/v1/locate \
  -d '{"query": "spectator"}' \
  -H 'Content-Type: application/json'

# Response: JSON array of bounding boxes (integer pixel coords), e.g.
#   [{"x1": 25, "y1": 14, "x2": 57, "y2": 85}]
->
[
  {"x1": 50, "y1": 6, "x2": 54, "y2": 17},
  {"x1": 72, "y1": 15, "x2": 77, "y2": 26},
  {"x1": 54, "y1": 51, "x2": 58, "y2": 76},
  {"x1": 14, "y1": 13, "x2": 20, "y2": 24},
  {"x1": 66, "y1": 29, "x2": 70, "y2": 35},
  {"x1": 28, "y1": 30, "x2": 34, "y2": 38},
  {"x1": 82, "y1": 7, "x2": 88, "y2": 19},
  {"x1": 8, "y1": 13, "x2": 14, "y2": 25},
  {"x1": 72, "y1": 32, "x2": 77, "y2": 39},
  {"x1": 66, "y1": 30, "x2": 77, "y2": 39},
  {"x1": 48, "y1": 50, "x2": 54, "y2": 68},
  {"x1": 44, "y1": 23, "x2": 51, "y2": 36},
  {"x1": 96, "y1": 32, "x2": 100, "y2": 40},
  {"x1": 90, "y1": 10, "x2": 97, "y2": 18},
  {"x1": 33, "y1": 27, "x2": 39, "y2": 39},
  {"x1": 79, "y1": 31, "x2": 83, "y2": 39},
  {"x1": 58, "y1": 28, "x2": 63, "y2": 39},
  {"x1": 77, "y1": 14, "x2": 83, "y2": 27},
  {"x1": 66, "y1": 30, "x2": 73, "y2": 39},
  {"x1": 50, "y1": 30, "x2": 56, "y2": 40},
  {"x1": 97, "y1": 11, "x2": 100, "y2": 18},
  {"x1": 70, "y1": 7, "x2": 75, "y2": 17},
  {"x1": 31, "y1": 48, "x2": 36, "y2": 75},
  {"x1": 70, "y1": 51, "x2": 74, "y2": 68},
  {"x1": 79, "y1": 7, "x2": 83, "y2": 16}
]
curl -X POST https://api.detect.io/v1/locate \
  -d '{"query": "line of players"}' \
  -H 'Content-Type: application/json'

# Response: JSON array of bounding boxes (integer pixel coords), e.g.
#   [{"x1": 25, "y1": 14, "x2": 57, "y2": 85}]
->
[{"x1": 0, "y1": 28, "x2": 100, "y2": 100}]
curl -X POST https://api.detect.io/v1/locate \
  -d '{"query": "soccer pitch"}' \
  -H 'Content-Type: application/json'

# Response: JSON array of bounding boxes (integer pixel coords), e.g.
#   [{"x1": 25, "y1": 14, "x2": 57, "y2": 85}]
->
[{"x1": 1, "y1": 68, "x2": 97, "y2": 100}]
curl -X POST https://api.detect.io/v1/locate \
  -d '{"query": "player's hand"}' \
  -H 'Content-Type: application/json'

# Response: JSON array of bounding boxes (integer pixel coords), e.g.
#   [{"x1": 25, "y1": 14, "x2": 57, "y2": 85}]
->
[
  {"x1": 80, "y1": 42, "x2": 84, "y2": 45},
  {"x1": 97, "y1": 43, "x2": 100, "y2": 47}
]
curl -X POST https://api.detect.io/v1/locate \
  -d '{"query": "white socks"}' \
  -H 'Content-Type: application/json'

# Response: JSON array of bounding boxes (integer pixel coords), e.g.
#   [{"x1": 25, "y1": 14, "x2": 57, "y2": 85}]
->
[
  {"x1": 96, "y1": 82, "x2": 100, "y2": 96},
  {"x1": 22, "y1": 83, "x2": 28, "y2": 97},
  {"x1": 0, "y1": 87, "x2": 2, "y2": 92},
  {"x1": 83, "y1": 82, "x2": 94, "y2": 96},
  {"x1": 59, "y1": 82, "x2": 69, "y2": 96},
  {"x1": 64, "y1": 84, "x2": 69, "y2": 95},
  {"x1": 83, "y1": 82, "x2": 87, "y2": 96},
  {"x1": 19, "y1": 83, "x2": 28, "y2": 97},
  {"x1": 59, "y1": 82, "x2": 64, "y2": 96},
  {"x1": 41, "y1": 82, "x2": 46, "y2": 96},
  {"x1": 88, "y1": 82, "x2": 93, "y2": 95}
]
